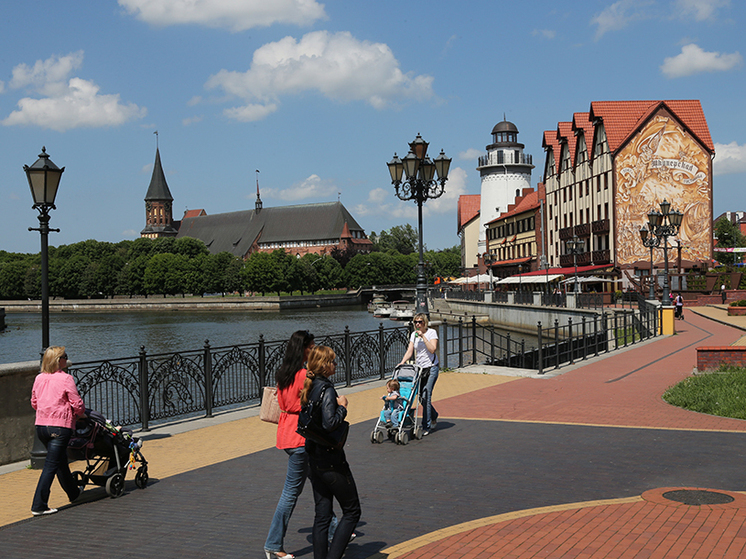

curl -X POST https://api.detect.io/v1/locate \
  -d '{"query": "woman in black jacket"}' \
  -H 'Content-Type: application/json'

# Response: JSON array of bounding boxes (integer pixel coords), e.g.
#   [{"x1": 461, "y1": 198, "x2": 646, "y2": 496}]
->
[{"x1": 300, "y1": 346, "x2": 361, "y2": 559}]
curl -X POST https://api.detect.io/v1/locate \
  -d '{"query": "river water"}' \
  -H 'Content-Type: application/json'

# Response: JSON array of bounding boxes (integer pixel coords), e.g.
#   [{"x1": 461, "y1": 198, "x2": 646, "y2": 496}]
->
[{"x1": 0, "y1": 306, "x2": 393, "y2": 365}]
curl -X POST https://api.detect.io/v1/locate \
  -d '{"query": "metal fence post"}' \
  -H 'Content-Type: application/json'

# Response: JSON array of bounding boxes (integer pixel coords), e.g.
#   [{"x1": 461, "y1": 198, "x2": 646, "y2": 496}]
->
[
  {"x1": 258, "y1": 334, "x2": 266, "y2": 393},
  {"x1": 204, "y1": 339, "x2": 213, "y2": 419},
  {"x1": 624, "y1": 312, "x2": 629, "y2": 347},
  {"x1": 344, "y1": 326, "x2": 352, "y2": 387},
  {"x1": 458, "y1": 317, "x2": 464, "y2": 368},
  {"x1": 568, "y1": 317, "x2": 574, "y2": 365},
  {"x1": 582, "y1": 317, "x2": 587, "y2": 360},
  {"x1": 471, "y1": 316, "x2": 477, "y2": 365},
  {"x1": 378, "y1": 323, "x2": 385, "y2": 379},
  {"x1": 614, "y1": 313, "x2": 619, "y2": 350},
  {"x1": 537, "y1": 322, "x2": 544, "y2": 375},
  {"x1": 594, "y1": 315, "x2": 599, "y2": 356},
  {"x1": 506, "y1": 333, "x2": 512, "y2": 366},
  {"x1": 554, "y1": 319, "x2": 560, "y2": 369},
  {"x1": 443, "y1": 319, "x2": 449, "y2": 370},
  {"x1": 138, "y1": 346, "x2": 150, "y2": 432}
]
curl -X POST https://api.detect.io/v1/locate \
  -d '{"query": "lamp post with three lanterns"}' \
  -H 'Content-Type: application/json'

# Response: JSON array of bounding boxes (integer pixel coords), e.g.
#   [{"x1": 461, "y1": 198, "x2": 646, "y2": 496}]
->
[
  {"x1": 388, "y1": 134, "x2": 451, "y2": 317},
  {"x1": 643, "y1": 199, "x2": 682, "y2": 305}
]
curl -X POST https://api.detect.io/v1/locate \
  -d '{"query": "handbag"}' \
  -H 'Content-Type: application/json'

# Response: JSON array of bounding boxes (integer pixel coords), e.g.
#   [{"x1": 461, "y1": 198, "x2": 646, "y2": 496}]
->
[
  {"x1": 297, "y1": 385, "x2": 349, "y2": 449},
  {"x1": 260, "y1": 386, "x2": 281, "y2": 424}
]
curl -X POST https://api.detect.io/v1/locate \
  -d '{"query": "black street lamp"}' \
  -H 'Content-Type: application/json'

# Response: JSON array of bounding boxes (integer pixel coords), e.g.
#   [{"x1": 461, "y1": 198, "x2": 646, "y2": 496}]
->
[
  {"x1": 25, "y1": 147, "x2": 64, "y2": 354},
  {"x1": 566, "y1": 235, "x2": 584, "y2": 294},
  {"x1": 479, "y1": 251, "x2": 496, "y2": 297},
  {"x1": 639, "y1": 225, "x2": 660, "y2": 300},
  {"x1": 646, "y1": 199, "x2": 682, "y2": 305},
  {"x1": 388, "y1": 134, "x2": 451, "y2": 316}
]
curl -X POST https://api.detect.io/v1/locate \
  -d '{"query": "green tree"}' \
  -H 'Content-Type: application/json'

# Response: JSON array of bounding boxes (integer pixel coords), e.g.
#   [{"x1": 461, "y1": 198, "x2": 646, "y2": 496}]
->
[
  {"x1": 242, "y1": 252, "x2": 277, "y2": 295},
  {"x1": 117, "y1": 254, "x2": 150, "y2": 297},
  {"x1": 426, "y1": 246, "x2": 461, "y2": 281},
  {"x1": 174, "y1": 237, "x2": 210, "y2": 258},
  {"x1": 714, "y1": 218, "x2": 746, "y2": 267},
  {"x1": 144, "y1": 253, "x2": 188, "y2": 296},
  {"x1": 0, "y1": 261, "x2": 28, "y2": 299},
  {"x1": 377, "y1": 224, "x2": 418, "y2": 255},
  {"x1": 270, "y1": 249, "x2": 294, "y2": 295},
  {"x1": 56, "y1": 255, "x2": 91, "y2": 299}
]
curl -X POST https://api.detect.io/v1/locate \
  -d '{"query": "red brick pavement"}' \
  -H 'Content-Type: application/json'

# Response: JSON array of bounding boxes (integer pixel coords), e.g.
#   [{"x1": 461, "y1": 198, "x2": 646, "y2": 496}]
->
[
  {"x1": 375, "y1": 312, "x2": 746, "y2": 559},
  {"x1": 437, "y1": 312, "x2": 746, "y2": 431},
  {"x1": 396, "y1": 489, "x2": 746, "y2": 559}
]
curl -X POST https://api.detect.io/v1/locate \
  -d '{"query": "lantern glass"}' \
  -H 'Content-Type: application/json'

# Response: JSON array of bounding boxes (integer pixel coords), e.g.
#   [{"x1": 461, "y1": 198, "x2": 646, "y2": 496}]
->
[
  {"x1": 639, "y1": 226, "x2": 649, "y2": 242},
  {"x1": 402, "y1": 151, "x2": 419, "y2": 179},
  {"x1": 409, "y1": 133, "x2": 429, "y2": 160},
  {"x1": 387, "y1": 153, "x2": 403, "y2": 183},
  {"x1": 24, "y1": 147, "x2": 63, "y2": 207},
  {"x1": 420, "y1": 157, "x2": 436, "y2": 182},
  {"x1": 659, "y1": 199, "x2": 670, "y2": 216},
  {"x1": 434, "y1": 150, "x2": 451, "y2": 180}
]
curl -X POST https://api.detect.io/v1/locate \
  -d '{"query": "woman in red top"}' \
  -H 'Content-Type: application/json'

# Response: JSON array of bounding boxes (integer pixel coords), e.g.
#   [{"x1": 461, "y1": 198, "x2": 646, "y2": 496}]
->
[
  {"x1": 264, "y1": 331, "x2": 315, "y2": 559},
  {"x1": 30, "y1": 346, "x2": 85, "y2": 516}
]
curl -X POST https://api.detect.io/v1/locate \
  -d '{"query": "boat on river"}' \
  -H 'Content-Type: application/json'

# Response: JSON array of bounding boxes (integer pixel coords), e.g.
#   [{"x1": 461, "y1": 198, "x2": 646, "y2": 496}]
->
[
  {"x1": 372, "y1": 302, "x2": 393, "y2": 318},
  {"x1": 389, "y1": 300, "x2": 414, "y2": 321}
]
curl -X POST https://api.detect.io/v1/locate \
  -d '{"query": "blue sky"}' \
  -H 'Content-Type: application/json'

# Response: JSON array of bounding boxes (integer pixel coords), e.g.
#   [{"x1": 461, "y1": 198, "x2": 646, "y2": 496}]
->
[{"x1": 1, "y1": 0, "x2": 744, "y2": 254}]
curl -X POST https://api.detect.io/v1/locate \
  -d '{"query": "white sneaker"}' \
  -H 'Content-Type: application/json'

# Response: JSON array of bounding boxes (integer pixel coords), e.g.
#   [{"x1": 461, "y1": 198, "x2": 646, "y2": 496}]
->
[{"x1": 31, "y1": 508, "x2": 58, "y2": 516}]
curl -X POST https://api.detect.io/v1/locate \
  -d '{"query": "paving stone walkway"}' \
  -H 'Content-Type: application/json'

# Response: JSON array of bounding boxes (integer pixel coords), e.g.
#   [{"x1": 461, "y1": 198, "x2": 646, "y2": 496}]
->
[{"x1": 2, "y1": 305, "x2": 746, "y2": 559}]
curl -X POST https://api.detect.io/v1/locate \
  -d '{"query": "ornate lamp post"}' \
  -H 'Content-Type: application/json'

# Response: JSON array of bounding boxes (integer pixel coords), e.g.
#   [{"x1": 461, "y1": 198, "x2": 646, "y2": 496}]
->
[
  {"x1": 646, "y1": 199, "x2": 682, "y2": 305},
  {"x1": 388, "y1": 134, "x2": 451, "y2": 316},
  {"x1": 639, "y1": 225, "x2": 660, "y2": 300},
  {"x1": 480, "y1": 251, "x2": 496, "y2": 296},
  {"x1": 566, "y1": 235, "x2": 584, "y2": 294},
  {"x1": 25, "y1": 147, "x2": 64, "y2": 354}
]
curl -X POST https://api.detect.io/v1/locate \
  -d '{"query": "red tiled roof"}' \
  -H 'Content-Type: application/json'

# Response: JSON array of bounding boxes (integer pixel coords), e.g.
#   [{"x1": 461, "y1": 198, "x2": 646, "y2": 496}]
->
[
  {"x1": 589, "y1": 100, "x2": 714, "y2": 153},
  {"x1": 556, "y1": 121, "x2": 576, "y2": 166},
  {"x1": 488, "y1": 188, "x2": 539, "y2": 224},
  {"x1": 183, "y1": 209, "x2": 206, "y2": 218},
  {"x1": 458, "y1": 194, "x2": 480, "y2": 232},
  {"x1": 572, "y1": 112, "x2": 593, "y2": 160}
]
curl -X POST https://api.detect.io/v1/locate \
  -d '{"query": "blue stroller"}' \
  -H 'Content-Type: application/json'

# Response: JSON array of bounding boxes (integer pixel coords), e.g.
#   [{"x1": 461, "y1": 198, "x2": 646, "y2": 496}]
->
[{"x1": 370, "y1": 363, "x2": 423, "y2": 445}]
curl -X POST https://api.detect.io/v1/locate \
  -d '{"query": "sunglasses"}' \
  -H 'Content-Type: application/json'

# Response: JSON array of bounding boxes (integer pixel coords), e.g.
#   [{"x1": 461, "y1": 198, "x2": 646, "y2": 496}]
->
[
  {"x1": 61, "y1": 353, "x2": 68, "y2": 360},
  {"x1": 414, "y1": 320, "x2": 424, "y2": 325}
]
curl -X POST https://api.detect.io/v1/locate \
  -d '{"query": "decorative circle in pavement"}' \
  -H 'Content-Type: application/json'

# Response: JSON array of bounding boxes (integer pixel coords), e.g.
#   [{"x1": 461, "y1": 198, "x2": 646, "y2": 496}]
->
[{"x1": 662, "y1": 488, "x2": 735, "y2": 505}]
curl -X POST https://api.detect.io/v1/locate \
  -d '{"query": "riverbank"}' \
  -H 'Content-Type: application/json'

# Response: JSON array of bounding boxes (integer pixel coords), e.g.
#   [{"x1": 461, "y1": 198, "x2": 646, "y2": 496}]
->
[{"x1": 0, "y1": 292, "x2": 363, "y2": 313}]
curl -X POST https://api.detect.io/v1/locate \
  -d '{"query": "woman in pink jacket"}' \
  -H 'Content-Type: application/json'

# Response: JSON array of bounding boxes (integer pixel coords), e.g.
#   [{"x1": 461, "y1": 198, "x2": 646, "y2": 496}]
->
[{"x1": 30, "y1": 346, "x2": 85, "y2": 516}]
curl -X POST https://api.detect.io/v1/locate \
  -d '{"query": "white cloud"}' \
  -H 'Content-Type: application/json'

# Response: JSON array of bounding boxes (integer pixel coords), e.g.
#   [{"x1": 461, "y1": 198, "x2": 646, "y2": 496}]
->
[
  {"x1": 2, "y1": 52, "x2": 146, "y2": 131},
  {"x1": 0, "y1": 81, "x2": 5, "y2": 94},
  {"x1": 714, "y1": 141, "x2": 746, "y2": 176},
  {"x1": 459, "y1": 148, "x2": 482, "y2": 161},
  {"x1": 182, "y1": 115, "x2": 204, "y2": 126},
  {"x1": 660, "y1": 43, "x2": 742, "y2": 78},
  {"x1": 532, "y1": 29, "x2": 556, "y2": 39},
  {"x1": 675, "y1": 0, "x2": 730, "y2": 21},
  {"x1": 591, "y1": 0, "x2": 651, "y2": 40},
  {"x1": 206, "y1": 30, "x2": 434, "y2": 121},
  {"x1": 118, "y1": 0, "x2": 326, "y2": 31},
  {"x1": 262, "y1": 174, "x2": 337, "y2": 201},
  {"x1": 353, "y1": 167, "x2": 468, "y2": 220}
]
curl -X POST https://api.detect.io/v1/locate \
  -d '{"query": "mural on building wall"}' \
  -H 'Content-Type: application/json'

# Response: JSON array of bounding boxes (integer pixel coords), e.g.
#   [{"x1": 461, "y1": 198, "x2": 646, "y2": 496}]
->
[{"x1": 615, "y1": 113, "x2": 711, "y2": 267}]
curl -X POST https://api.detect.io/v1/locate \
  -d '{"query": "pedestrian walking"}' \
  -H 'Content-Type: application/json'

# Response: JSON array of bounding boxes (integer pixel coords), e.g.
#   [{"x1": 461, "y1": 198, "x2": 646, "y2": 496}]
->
[
  {"x1": 399, "y1": 313, "x2": 439, "y2": 435},
  {"x1": 264, "y1": 330, "x2": 316, "y2": 559},
  {"x1": 721, "y1": 283, "x2": 727, "y2": 304},
  {"x1": 30, "y1": 346, "x2": 85, "y2": 516},
  {"x1": 301, "y1": 346, "x2": 361, "y2": 559}
]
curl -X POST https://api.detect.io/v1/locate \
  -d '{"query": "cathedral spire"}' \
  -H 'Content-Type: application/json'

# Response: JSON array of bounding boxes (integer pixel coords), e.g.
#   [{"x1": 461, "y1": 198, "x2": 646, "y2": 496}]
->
[{"x1": 255, "y1": 169, "x2": 263, "y2": 213}]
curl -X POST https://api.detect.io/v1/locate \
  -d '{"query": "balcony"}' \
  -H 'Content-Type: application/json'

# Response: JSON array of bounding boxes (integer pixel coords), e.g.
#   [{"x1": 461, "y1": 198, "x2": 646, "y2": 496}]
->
[
  {"x1": 559, "y1": 227, "x2": 574, "y2": 240},
  {"x1": 577, "y1": 252, "x2": 591, "y2": 265},
  {"x1": 591, "y1": 249, "x2": 610, "y2": 264},
  {"x1": 574, "y1": 223, "x2": 590, "y2": 238},
  {"x1": 592, "y1": 219, "x2": 610, "y2": 234}
]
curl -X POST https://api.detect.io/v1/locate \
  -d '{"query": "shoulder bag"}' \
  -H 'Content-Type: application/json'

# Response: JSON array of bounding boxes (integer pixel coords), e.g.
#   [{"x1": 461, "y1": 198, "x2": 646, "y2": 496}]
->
[
  {"x1": 260, "y1": 386, "x2": 281, "y2": 424},
  {"x1": 297, "y1": 385, "x2": 349, "y2": 449}
]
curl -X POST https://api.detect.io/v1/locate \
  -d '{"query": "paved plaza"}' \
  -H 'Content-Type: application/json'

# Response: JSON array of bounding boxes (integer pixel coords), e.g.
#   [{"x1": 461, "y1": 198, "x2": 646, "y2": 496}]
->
[{"x1": 3, "y1": 305, "x2": 746, "y2": 558}]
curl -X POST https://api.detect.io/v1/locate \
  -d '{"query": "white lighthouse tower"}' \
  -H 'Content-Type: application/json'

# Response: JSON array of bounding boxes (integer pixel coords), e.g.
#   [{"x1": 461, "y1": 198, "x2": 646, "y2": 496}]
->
[{"x1": 477, "y1": 118, "x2": 534, "y2": 251}]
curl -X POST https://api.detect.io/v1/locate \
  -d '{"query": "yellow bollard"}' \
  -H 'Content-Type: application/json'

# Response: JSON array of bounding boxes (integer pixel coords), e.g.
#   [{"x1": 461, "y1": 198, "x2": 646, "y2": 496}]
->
[{"x1": 660, "y1": 306, "x2": 675, "y2": 335}]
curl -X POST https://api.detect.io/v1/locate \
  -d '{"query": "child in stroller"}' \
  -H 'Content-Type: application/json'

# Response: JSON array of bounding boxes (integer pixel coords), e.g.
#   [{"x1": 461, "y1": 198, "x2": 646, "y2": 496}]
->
[
  {"x1": 67, "y1": 409, "x2": 148, "y2": 498},
  {"x1": 370, "y1": 363, "x2": 424, "y2": 445}
]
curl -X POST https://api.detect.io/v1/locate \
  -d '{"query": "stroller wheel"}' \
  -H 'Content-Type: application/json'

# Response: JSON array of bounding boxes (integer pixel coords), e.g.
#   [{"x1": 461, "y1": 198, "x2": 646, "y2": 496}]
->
[
  {"x1": 106, "y1": 473, "x2": 125, "y2": 498},
  {"x1": 72, "y1": 470, "x2": 86, "y2": 487},
  {"x1": 413, "y1": 426, "x2": 423, "y2": 440},
  {"x1": 398, "y1": 431, "x2": 410, "y2": 445},
  {"x1": 135, "y1": 468, "x2": 149, "y2": 489}
]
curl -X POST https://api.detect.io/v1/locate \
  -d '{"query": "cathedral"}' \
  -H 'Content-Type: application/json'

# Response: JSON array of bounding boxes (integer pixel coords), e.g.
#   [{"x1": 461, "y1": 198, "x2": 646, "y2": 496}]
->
[{"x1": 140, "y1": 149, "x2": 373, "y2": 259}]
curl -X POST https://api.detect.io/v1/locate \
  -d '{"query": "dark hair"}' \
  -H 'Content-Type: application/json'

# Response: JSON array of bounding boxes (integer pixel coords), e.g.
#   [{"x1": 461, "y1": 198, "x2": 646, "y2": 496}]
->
[{"x1": 275, "y1": 330, "x2": 315, "y2": 390}]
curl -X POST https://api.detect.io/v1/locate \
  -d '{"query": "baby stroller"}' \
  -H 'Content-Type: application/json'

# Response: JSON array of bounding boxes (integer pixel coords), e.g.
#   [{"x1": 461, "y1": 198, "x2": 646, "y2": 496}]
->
[
  {"x1": 67, "y1": 409, "x2": 149, "y2": 498},
  {"x1": 370, "y1": 363, "x2": 423, "y2": 445}
]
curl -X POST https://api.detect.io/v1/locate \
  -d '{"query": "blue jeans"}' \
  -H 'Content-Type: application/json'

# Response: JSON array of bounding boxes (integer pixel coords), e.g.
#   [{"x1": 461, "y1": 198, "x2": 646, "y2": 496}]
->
[
  {"x1": 309, "y1": 462, "x2": 361, "y2": 559},
  {"x1": 383, "y1": 407, "x2": 401, "y2": 427},
  {"x1": 265, "y1": 446, "x2": 309, "y2": 553},
  {"x1": 32, "y1": 426, "x2": 80, "y2": 512},
  {"x1": 420, "y1": 364, "x2": 439, "y2": 429}
]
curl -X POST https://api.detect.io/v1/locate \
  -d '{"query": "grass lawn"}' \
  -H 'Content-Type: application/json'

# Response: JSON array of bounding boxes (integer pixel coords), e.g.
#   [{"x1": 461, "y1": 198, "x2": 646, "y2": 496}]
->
[{"x1": 663, "y1": 367, "x2": 746, "y2": 420}]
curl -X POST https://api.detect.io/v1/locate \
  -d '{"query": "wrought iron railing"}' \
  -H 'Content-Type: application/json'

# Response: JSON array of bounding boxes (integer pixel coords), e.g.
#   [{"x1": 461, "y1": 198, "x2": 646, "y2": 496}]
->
[
  {"x1": 445, "y1": 289, "x2": 485, "y2": 302},
  {"x1": 441, "y1": 305, "x2": 659, "y2": 374},
  {"x1": 70, "y1": 324, "x2": 410, "y2": 431}
]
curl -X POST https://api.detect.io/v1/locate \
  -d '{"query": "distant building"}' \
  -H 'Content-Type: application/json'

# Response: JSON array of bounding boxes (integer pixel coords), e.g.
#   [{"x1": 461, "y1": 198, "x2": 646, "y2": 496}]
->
[
  {"x1": 458, "y1": 117, "x2": 536, "y2": 271},
  {"x1": 140, "y1": 148, "x2": 178, "y2": 239},
  {"x1": 457, "y1": 194, "x2": 481, "y2": 270},
  {"x1": 542, "y1": 100, "x2": 714, "y2": 287},
  {"x1": 140, "y1": 148, "x2": 373, "y2": 259},
  {"x1": 484, "y1": 183, "x2": 545, "y2": 278}
]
